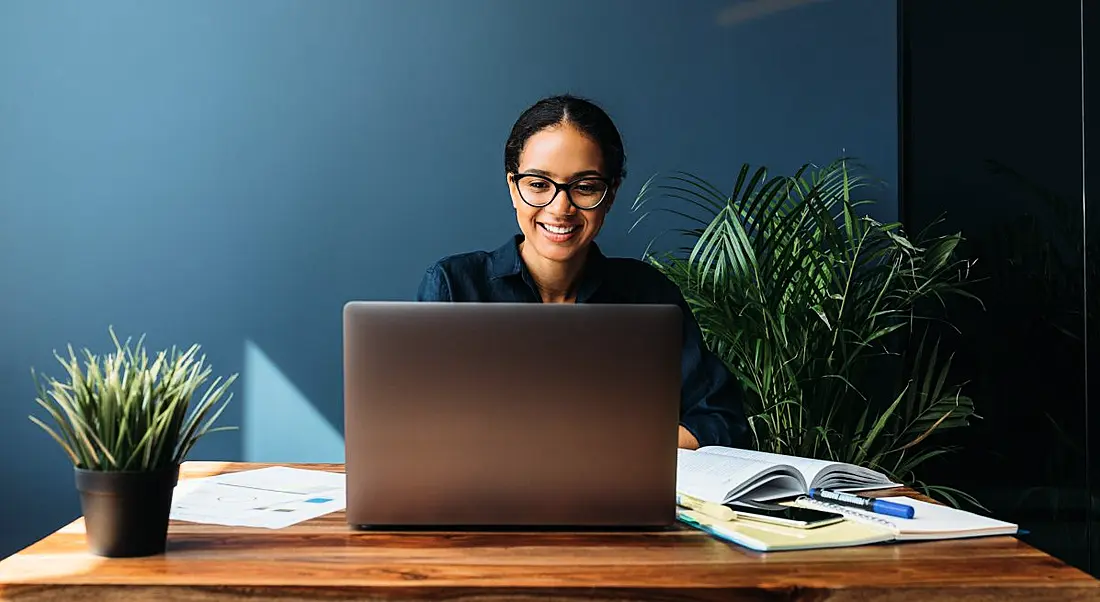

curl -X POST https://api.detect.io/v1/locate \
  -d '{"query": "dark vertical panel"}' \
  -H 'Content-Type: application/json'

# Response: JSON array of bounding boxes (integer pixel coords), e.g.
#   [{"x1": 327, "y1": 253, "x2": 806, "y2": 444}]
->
[
  {"x1": 1085, "y1": 0, "x2": 1099, "y2": 579},
  {"x1": 901, "y1": 0, "x2": 1090, "y2": 573},
  {"x1": 896, "y1": 0, "x2": 909, "y2": 227}
]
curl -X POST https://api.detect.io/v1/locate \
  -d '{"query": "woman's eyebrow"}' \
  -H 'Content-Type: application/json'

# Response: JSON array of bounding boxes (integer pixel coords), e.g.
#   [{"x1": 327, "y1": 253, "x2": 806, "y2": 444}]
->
[
  {"x1": 520, "y1": 168, "x2": 554, "y2": 177},
  {"x1": 519, "y1": 168, "x2": 605, "y2": 180},
  {"x1": 569, "y1": 170, "x2": 605, "y2": 179}
]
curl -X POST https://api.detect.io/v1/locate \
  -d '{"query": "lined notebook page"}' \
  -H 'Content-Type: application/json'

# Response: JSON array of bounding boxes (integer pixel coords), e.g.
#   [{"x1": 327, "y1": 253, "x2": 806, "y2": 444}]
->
[{"x1": 798, "y1": 496, "x2": 1018, "y2": 540}]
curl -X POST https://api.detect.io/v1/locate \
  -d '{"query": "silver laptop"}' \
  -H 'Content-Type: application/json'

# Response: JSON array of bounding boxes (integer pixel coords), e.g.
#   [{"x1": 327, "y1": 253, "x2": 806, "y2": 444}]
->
[{"x1": 342, "y1": 301, "x2": 681, "y2": 528}]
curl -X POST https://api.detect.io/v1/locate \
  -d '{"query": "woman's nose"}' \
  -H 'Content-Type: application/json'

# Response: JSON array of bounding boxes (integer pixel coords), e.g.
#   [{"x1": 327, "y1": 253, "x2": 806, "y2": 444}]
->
[{"x1": 547, "y1": 189, "x2": 578, "y2": 216}]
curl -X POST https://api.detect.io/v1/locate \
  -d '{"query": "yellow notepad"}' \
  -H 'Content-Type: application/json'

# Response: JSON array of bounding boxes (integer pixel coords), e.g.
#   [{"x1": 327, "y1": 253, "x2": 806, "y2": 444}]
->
[{"x1": 677, "y1": 508, "x2": 894, "y2": 552}]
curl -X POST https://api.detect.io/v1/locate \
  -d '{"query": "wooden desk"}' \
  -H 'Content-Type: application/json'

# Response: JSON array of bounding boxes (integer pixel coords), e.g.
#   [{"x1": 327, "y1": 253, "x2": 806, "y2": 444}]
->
[{"x1": 1, "y1": 462, "x2": 1097, "y2": 601}]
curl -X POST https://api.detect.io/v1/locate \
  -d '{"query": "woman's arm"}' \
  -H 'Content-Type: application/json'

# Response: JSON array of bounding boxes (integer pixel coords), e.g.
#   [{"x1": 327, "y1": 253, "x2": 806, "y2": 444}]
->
[
  {"x1": 678, "y1": 425, "x2": 700, "y2": 449},
  {"x1": 659, "y1": 276, "x2": 751, "y2": 449}
]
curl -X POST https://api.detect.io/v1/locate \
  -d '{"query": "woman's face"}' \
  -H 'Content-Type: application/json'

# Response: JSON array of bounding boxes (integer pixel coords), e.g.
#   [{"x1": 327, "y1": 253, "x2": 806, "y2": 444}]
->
[{"x1": 508, "y1": 123, "x2": 615, "y2": 265}]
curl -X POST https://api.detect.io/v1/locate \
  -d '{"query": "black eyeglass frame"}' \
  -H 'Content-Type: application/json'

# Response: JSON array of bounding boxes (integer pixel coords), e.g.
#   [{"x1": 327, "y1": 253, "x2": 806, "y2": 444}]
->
[{"x1": 510, "y1": 172, "x2": 614, "y2": 210}]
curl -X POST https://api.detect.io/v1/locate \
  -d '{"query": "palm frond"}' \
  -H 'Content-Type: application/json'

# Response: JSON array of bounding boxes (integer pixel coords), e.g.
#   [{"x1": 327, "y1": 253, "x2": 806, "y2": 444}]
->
[{"x1": 633, "y1": 157, "x2": 981, "y2": 501}]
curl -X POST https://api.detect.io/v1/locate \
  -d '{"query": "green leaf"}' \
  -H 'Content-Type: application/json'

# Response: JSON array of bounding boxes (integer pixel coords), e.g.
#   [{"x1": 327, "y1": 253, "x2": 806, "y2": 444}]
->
[
  {"x1": 28, "y1": 415, "x2": 81, "y2": 465},
  {"x1": 854, "y1": 392, "x2": 902, "y2": 466}
]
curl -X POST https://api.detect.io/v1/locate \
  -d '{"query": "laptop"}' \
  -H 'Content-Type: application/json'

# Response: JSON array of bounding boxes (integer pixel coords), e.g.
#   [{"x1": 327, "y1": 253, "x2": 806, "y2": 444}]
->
[{"x1": 342, "y1": 301, "x2": 682, "y2": 528}]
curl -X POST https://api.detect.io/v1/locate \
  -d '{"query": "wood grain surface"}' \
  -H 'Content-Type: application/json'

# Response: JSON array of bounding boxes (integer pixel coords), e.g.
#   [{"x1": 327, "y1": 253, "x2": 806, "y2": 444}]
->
[{"x1": 1, "y1": 462, "x2": 1097, "y2": 601}]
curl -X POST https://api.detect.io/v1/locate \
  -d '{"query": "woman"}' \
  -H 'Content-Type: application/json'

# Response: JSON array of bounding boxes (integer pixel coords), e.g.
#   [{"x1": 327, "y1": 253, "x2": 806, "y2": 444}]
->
[{"x1": 417, "y1": 94, "x2": 749, "y2": 450}]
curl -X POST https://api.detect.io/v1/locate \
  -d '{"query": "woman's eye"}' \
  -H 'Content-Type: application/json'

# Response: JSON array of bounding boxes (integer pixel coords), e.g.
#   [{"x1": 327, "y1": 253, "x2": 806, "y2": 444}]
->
[{"x1": 574, "y1": 182, "x2": 606, "y2": 196}]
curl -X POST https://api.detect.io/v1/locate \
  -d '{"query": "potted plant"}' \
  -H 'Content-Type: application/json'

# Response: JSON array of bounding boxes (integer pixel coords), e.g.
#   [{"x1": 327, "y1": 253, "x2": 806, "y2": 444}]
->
[
  {"x1": 631, "y1": 158, "x2": 982, "y2": 507},
  {"x1": 29, "y1": 328, "x2": 237, "y2": 557}
]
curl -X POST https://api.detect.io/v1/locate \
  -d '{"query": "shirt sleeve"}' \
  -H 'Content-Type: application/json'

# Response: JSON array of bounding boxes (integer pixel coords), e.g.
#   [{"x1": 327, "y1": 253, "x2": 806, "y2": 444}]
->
[
  {"x1": 664, "y1": 282, "x2": 751, "y2": 449},
  {"x1": 416, "y1": 264, "x2": 453, "y2": 301}
]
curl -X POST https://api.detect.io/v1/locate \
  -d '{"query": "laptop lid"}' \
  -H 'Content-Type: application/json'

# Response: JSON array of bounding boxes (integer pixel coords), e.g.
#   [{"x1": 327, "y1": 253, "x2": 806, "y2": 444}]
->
[{"x1": 342, "y1": 301, "x2": 681, "y2": 528}]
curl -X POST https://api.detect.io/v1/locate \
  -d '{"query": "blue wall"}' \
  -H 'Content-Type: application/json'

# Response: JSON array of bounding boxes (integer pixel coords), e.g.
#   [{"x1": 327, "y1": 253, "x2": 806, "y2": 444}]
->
[{"x1": 0, "y1": 0, "x2": 896, "y2": 556}]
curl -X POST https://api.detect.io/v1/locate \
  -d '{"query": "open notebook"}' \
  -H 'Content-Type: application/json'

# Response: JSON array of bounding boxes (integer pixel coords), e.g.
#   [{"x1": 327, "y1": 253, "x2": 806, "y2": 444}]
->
[
  {"x1": 676, "y1": 446, "x2": 898, "y2": 504},
  {"x1": 678, "y1": 496, "x2": 1018, "y2": 552}
]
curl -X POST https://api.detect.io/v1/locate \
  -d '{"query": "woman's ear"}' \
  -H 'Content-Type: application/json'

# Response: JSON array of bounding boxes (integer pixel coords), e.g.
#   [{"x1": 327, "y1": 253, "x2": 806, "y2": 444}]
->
[
  {"x1": 506, "y1": 173, "x2": 519, "y2": 210},
  {"x1": 604, "y1": 178, "x2": 622, "y2": 211}
]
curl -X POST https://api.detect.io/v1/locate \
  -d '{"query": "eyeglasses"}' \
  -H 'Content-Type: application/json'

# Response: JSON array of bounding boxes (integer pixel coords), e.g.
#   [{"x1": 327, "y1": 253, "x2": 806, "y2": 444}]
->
[{"x1": 511, "y1": 173, "x2": 611, "y2": 210}]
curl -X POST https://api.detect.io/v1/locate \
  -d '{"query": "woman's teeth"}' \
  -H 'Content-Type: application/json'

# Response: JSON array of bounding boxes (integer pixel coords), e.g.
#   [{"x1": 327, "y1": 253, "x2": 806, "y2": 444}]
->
[{"x1": 540, "y1": 223, "x2": 578, "y2": 234}]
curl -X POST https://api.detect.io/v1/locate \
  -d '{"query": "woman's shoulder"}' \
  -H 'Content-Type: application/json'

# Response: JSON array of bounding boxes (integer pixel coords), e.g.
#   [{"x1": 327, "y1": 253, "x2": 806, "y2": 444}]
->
[
  {"x1": 426, "y1": 235, "x2": 520, "y2": 279},
  {"x1": 418, "y1": 249, "x2": 494, "y2": 297},
  {"x1": 425, "y1": 249, "x2": 494, "y2": 277},
  {"x1": 417, "y1": 238, "x2": 518, "y2": 302}
]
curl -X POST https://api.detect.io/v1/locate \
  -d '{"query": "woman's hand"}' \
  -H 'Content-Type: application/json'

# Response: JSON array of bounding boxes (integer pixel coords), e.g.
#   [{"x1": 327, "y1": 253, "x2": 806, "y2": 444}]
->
[{"x1": 678, "y1": 425, "x2": 700, "y2": 450}]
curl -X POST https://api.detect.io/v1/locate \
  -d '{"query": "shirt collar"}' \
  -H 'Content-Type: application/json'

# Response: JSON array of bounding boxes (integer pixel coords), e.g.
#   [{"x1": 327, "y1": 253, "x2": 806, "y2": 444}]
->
[
  {"x1": 488, "y1": 234, "x2": 607, "y2": 301},
  {"x1": 488, "y1": 234, "x2": 526, "y2": 280}
]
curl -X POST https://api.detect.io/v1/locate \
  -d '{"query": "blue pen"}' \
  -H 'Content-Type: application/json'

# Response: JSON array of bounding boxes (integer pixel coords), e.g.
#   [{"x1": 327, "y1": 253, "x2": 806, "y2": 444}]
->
[{"x1": 807, "y1": 488, "x2": 915, "y2": 519}]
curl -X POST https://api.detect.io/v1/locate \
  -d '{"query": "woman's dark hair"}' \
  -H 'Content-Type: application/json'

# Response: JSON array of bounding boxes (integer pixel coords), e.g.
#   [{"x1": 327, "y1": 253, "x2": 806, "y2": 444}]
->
[{"x1": 504, "y1": 94, "x2": 626, "y2": 182}]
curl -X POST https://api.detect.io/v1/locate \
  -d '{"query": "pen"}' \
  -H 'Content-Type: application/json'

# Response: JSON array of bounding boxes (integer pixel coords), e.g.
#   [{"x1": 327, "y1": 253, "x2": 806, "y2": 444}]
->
[{"x1": 807, "y1": 488, "x2": 915, "y2": 519}]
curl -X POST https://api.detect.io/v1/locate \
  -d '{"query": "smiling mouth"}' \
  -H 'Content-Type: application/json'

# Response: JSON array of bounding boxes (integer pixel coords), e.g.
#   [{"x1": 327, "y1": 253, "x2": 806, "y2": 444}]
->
[{"x1": 538, "y1": 223, "x2": 579, "y2": 235}]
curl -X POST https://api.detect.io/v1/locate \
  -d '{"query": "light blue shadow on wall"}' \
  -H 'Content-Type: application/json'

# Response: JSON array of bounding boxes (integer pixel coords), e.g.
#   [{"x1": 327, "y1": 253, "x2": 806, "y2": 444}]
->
[
  {"x1": 715, "y1": 0, "x2": 831, "y2": 27},
  {"x1": 243, "y1": 340, "x2": 345, "y2": 463}
]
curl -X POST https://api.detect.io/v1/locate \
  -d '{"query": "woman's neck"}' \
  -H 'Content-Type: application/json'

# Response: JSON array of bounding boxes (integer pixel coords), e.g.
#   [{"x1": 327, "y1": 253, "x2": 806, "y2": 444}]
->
[{"x1": 519, "y1": 241, "x2": 587, "y2": 304}]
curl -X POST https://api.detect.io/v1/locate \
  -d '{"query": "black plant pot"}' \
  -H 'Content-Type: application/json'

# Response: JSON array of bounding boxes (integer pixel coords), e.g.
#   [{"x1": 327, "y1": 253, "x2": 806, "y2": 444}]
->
[{"x1": 74, "y1": 463, "x2": 180, "y2": 558}]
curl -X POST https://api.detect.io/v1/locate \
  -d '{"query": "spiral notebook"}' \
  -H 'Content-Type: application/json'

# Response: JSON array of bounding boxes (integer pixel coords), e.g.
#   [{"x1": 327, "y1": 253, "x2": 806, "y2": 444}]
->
[
  {"x1": 678, "y1": 496, "x2": 1017, "y2": 552},
  {"x1": 792, "y1": 496, "x2": 1019, "y2": 541}
]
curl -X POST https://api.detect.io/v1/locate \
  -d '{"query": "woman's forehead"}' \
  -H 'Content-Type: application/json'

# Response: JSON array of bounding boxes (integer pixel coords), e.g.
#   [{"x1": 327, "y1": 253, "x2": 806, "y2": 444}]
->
[{"x1": 519, "y1": 125, "x2": 605, "y2": 178}]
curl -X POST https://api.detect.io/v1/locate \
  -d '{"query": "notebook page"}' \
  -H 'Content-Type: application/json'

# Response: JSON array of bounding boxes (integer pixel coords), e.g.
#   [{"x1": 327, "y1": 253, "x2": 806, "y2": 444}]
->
[
  {"x1": 796, "y1": 496, "x2": 1018, "y2": 541},
  {"x1": 881, "y1": 497, "x2": 1018, "y2": 540},
  {"x1": 676, "y1": 449, "x2": 801, "y2": 503},
  {"x1": 697, "y1": 446, "x2": 834, "y2": 487}
]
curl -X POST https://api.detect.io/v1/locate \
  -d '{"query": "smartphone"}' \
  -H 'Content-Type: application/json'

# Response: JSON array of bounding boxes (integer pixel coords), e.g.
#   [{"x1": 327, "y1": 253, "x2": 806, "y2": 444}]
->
[{"x1": 724, "y1": 502, "x2": 844, "y2": 529}]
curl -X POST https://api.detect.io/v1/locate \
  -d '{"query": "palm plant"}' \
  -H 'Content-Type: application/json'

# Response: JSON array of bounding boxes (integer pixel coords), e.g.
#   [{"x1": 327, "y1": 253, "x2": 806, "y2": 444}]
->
[
  {"x1": 631, "y1": 158, "x2": 982, "y2": 506},
  {"x1": 30, "y1": 327, "x2": 237, "y2": 472}
]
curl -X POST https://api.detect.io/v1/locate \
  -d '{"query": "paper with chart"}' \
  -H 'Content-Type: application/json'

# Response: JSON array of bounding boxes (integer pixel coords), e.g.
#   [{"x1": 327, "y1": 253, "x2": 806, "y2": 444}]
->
[{"x1": 170, "y1": 466, "x2": 346, "y2": 529}]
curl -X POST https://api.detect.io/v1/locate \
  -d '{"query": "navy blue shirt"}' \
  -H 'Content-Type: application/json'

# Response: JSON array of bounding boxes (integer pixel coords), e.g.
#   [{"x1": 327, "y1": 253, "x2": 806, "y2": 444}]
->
[{"x1": 416, "y1": 234, "x2": 750, "y2": 448}]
